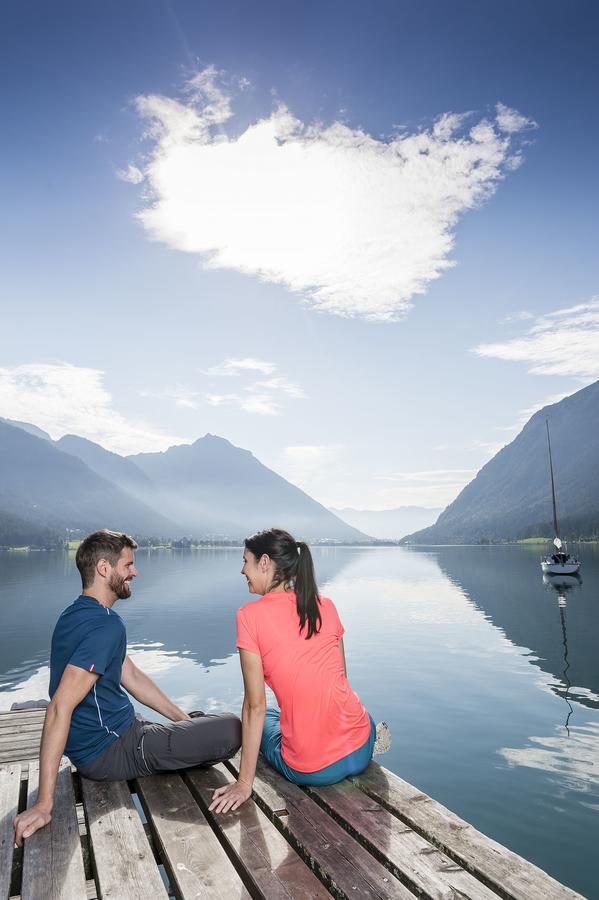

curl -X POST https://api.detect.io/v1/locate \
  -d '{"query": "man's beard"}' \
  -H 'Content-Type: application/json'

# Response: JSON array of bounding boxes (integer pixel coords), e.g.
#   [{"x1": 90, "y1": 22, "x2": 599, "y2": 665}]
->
[{"x1": 109, "y1": 572, "x2": 132, "y2": 600}]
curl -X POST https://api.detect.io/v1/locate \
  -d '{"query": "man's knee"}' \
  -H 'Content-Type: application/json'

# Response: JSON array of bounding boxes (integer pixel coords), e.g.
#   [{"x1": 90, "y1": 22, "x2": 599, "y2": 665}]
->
[
  {"x1": 187, "y1": 712, "x2": 241, "y2": 759},
  {"x1": 214, "y1": 712, "x2": 242, "y2": 754}
]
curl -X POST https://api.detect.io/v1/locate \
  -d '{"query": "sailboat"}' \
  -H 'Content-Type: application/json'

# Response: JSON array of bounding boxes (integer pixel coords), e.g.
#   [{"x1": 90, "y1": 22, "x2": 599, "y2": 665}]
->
[{"x1": 540, "y1": 419, "x2": 581, "y2": 575}]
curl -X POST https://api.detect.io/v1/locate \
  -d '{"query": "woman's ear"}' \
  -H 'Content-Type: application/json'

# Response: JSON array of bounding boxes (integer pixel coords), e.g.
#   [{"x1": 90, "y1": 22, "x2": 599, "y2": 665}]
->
[{"x1": 260, "y1": 554, "x2": 270, "y2": 571}]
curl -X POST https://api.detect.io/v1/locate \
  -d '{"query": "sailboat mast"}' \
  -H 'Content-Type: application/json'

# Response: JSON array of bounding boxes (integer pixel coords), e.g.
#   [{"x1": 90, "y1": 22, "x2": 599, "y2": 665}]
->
[{"x1": 546, "y1": 418, "x2": 560, "y2": 539}]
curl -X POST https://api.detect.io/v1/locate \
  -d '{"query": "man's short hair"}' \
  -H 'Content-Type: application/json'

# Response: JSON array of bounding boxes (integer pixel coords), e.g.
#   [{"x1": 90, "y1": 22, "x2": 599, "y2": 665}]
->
[{"x1": 76, "y1": 530, "x2": 138, "y2": 588}]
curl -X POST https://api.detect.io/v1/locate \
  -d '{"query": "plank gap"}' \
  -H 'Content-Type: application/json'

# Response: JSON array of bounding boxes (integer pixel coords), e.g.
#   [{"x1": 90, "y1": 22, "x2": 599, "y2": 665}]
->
[
  {"x1": 222, "y1": 775, "x2": 350, "y2": 899},
  {"x1": 9, "y1": 845, "x2": 23, "y2": 900},
  {"x1": 304, "y1": 786, "x2": 435, "y2": 899},
  {"x1": 184, "y1": 769, "x2": 285, "y2": 900},
  {"x1": 17, "y1": 775, "x2": 28, "y2": 814}
]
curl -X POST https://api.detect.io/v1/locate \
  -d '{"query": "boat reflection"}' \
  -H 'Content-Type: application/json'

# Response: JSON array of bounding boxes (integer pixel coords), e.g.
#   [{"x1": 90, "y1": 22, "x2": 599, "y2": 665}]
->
[
  {"x1": 429, "y1": 545, "x2": 599, "y2": 712},
  {"x1": 542, "y1": 573, "x2": 582, "y2": 735}
]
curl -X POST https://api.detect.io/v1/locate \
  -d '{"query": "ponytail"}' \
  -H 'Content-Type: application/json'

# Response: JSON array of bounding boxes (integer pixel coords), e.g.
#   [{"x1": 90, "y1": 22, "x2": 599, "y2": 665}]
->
[
  {"x1": 244, "y1": 528, "x2": 322, "y2": 639},
  {"x1": 295, "y1": 540, "x2": 322, "y2": 639}
]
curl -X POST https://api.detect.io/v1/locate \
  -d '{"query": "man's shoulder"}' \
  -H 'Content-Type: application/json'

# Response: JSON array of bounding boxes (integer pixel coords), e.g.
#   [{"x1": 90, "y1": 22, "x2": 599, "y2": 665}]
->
[{"x1": 54, "y1": 600, "x2": 126, "y2": 634}]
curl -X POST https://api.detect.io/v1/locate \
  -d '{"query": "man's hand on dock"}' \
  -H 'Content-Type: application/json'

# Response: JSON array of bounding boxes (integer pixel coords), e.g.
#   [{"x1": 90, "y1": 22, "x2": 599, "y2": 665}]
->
[{"x1": 13, "y1": 801, "x2": 53, "y2": 846}]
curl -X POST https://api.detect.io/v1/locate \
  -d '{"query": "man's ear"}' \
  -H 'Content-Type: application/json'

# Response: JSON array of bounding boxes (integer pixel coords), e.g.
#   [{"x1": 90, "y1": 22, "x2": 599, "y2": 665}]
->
[{"x1": 96, "y1": 558, "x2": 109, "y2": 579}]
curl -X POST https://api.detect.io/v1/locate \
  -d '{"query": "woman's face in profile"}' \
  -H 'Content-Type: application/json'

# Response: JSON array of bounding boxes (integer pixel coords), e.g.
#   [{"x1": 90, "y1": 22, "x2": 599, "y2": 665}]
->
[{"x1": 241, "y1": 549, "x2": 269, "y2": 595}]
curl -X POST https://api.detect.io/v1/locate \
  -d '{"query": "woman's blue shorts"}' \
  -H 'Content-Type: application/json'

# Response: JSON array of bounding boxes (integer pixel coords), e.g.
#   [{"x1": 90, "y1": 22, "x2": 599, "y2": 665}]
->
[{"x1": 259, "y1": 707, "x2": 375, "y2": 786}]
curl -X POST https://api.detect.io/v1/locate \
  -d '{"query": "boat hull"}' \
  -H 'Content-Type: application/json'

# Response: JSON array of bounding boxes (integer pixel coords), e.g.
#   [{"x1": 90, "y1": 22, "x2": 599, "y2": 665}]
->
[{"x1": 541, "y1": 561, "x2": 581, "y2": 575}]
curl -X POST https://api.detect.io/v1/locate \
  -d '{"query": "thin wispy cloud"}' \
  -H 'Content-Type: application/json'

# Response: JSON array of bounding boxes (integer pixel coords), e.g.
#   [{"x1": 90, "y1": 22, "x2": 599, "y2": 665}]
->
[
  {"x1": 207, "y1": 392, "x2": 279, "y2": 416},
  {"x1": 474, "y1": 298, "x2": 599, "y2": 380},
  {"x1": 0, "y1": 363, "x2": 181, "y2": 455},
  {"x1": 374, "y1": 467, "x2": 478, "y2": 506},
  {"x1": 500, "y1": 310, "x2": 535, "y2": 324},
  {"x1": 139, "y1": 386, "x2": 202, "y2": 410},
  {"x1": 205, "y1": 357, "x2": 276, "y2": 377},
  {"x1": 376, "y1": 468, "x2": 478, "y2": 484},
  {"x1": 127, "y1": 67, "x2": 534, "y2": 321},
  {"x1": 205, "y1": 357, "x2": 305, "y2": 416},
  {"x1": 116, "y1": 164, "x2": 144, "y2": 184}
]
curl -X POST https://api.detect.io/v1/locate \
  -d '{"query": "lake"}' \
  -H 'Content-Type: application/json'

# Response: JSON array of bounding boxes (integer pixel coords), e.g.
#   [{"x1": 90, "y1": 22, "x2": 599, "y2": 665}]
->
[{"x1": 1, "y1": 543, "x2": 597, "y2": 898}]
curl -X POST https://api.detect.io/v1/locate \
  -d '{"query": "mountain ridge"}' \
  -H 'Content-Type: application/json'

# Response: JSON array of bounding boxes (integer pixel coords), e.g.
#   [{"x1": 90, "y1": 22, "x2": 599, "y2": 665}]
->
[
  {"x1": 331, "y1": 505, "x2": 442, "y2": 540},
  {"x1": 406, "y1": 380, "x2": 599, "y2": 543},
  {"x1": 0, "y1": 421, "x2": 368, "y2": 544}
]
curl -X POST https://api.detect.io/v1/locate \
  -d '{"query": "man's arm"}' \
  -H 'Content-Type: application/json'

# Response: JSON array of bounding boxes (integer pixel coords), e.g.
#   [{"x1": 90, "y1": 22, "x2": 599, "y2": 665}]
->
[
  {"x1": 121, "y1": 655, "x2": 191, "y2": 721},
  {"x1": 13, "y1": 664, "x2": 98, "y2": 846}
]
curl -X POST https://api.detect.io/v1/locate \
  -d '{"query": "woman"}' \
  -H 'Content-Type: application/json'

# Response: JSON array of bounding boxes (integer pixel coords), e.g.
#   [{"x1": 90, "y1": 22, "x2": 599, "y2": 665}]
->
[{"x1": 209, "y1": 527, "x2": 375, "y2": 813}]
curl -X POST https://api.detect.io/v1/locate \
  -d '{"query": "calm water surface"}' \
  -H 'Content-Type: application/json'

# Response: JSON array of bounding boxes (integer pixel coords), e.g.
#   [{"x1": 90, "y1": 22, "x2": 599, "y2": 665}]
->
[{"x1": 1, "y1": 544, "x2": 598, "y2": 898}]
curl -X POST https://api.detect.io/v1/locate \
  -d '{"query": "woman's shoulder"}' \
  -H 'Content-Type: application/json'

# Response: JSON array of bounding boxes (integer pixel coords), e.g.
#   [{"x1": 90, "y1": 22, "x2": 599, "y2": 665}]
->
[
  {"x1": 237, "y1": 597, "x2": 263, "y2": 618},
  {"x1": 319, "y1": 595, "x2": 339, "y2": 616}
]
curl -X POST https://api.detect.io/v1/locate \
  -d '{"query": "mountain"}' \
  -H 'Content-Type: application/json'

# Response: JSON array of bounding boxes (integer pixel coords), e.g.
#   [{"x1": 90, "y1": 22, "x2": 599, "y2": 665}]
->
[
  {"x1": 1, "y1": 418, "x2": 51, "y2": 441},
  {"x1": 0, "y1": 420, "x2": 176, "y2": 539},
  {"x1": 331, "y1": 506, "x2": 442, "y2": 540},
  {"x1": 0, "y1": 508, "x2": 63, "y2": 548},
  {"x1": 406, "y1": 381, "x2": 599, "y2": 544},
  {"x1": 56, "y1": 434, "x2": 154, "y2": 495},
  {"x1": 130, "y1": 434, "x2": 368, "y2": 541}
]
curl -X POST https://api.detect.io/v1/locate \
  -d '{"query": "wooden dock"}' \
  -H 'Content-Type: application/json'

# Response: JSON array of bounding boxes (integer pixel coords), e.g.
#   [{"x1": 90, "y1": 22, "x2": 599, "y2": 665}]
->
[{"x1": 0, "y1": 708, "x2": 584, "y2": 900}]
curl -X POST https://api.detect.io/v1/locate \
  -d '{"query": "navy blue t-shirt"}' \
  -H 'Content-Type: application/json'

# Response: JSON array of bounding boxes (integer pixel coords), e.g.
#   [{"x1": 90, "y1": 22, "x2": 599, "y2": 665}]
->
[{"x1": 49, "y1": 595, "x2": 135, "y2": 767}]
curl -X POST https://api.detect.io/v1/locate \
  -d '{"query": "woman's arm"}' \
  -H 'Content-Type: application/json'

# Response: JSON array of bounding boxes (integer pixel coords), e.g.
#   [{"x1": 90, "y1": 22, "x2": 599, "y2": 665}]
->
[
  {"x1": 339, "y1": 637, "x2": 347, "y2": 677},
  {"x1": 209, "y1": 649, "x2": 266, "y2": 813}
]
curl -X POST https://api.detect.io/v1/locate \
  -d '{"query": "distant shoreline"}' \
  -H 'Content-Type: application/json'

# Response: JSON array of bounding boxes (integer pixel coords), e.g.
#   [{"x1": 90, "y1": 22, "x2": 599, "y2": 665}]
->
[{"x1": 2, "y1": 538, "x2": 598, "y2": 553}]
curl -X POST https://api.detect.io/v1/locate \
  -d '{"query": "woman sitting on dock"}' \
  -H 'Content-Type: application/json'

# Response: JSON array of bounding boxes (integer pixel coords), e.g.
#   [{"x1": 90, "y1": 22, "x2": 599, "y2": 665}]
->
[{"x1": 210, "y1": 527, "x2": 375, "y2": 813}]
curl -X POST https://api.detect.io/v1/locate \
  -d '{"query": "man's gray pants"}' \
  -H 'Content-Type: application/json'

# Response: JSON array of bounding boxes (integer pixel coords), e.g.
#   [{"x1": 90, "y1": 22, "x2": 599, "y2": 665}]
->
[{"x1": 77, "y1": 713, "x2": 242, "y2": 780}]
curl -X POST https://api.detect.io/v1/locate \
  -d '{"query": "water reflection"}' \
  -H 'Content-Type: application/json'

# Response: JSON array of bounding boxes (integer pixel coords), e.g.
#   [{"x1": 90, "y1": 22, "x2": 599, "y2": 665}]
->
[
  {"x1": 429, "y1": 545, "x2": 599, "y2": 711},
  {"x1": 2, "y1": 545, "x2": 598, "y2": 896},
  {"x1": 0, "y1": 546, "x2": 360, "y2": 699},
  {"x1": 500, "y1": 720, "x2": 599, "y2": 800},
  {"x1": 542, "y1": 574, "x2": 583, "y2": 734}
]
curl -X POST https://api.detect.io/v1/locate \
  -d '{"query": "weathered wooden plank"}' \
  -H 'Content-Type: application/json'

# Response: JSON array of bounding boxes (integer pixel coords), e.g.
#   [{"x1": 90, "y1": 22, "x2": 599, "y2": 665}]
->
[
  {"x1": 186, "y1": 763, "x2": 332, "y2": 900},
  {"x1": 353, "y1": 764, "x2": 583, "y2": 900},
  {"x1": 12, "y1": 880, "x2": 97, "y2": 900},
  {"x1": 0, "y1": 722, "x2": 44, "y2": 736},
  {"x1": 0, "y1": 710, "x2": 46, "y2": 721},
  {"x1": 227, "y1": 755, "x2": 415, "y2": 899},
  {"x1": 308, "y1": 779, "x2": 499, "y2": 900},
  {"x1": 81, "y1": 776, "x2": 168, "y2": 899},
  {"x1": 135, "y1": 771, "x2": 249, "y2": 899},
  {"x1": 0, "y1": 733, "x2": 42, "y2": 751},
  {"x1": 21, "y1": 760, "x2": 87, "y2": 900},
  {"x1": 0, "y1": 747, "x2": 42, "y2": 764},
  {"x1": 0, "y1": 763, "x2": 21, "y2": 900}
]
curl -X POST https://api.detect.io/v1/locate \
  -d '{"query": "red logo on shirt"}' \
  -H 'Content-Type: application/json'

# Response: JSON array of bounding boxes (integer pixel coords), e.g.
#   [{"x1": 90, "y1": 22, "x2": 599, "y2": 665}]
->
[{"x1": 89, "y1": 663, "x2": 95, "y2": 672}]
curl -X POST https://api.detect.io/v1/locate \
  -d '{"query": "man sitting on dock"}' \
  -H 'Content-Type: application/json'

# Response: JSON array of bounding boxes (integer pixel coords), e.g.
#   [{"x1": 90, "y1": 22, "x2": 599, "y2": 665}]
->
[{"x1": 13, "y1": 529, "x2": 242, "y2": 846}]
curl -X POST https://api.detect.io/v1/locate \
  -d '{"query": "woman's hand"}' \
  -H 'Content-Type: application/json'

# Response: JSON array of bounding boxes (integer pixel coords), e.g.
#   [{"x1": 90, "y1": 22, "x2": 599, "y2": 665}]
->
[{"x1": 208, "y1": 778, "x2": 252, "y2": 813}]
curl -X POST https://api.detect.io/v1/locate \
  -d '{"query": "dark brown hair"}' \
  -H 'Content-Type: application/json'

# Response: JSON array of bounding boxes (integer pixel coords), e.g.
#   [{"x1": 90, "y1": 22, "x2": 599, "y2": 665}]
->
[
  {"x1": 244, "y1": 528, "x2": 321, "y2": 639},
  {"x1": 75, "y1": 529, "x2": 138, "y2": 588}
]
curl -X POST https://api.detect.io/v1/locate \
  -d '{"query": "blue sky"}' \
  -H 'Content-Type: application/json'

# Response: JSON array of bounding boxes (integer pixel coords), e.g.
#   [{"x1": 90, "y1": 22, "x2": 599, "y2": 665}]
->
[{"x1": 1, "y1": 1, "x2": 598, "y2": 509}]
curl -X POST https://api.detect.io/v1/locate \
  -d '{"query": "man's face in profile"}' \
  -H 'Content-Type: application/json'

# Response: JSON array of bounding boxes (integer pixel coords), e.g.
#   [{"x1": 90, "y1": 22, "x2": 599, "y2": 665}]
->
[{"x1": 108, "y1": 547, "x2": 138, "y2": 599}]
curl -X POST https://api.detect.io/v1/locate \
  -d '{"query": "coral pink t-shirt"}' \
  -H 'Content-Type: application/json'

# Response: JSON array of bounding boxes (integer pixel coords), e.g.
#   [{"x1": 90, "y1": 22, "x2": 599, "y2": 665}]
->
[{"x1": 236, "y1": 591, "x2": 371, "y2": 772}]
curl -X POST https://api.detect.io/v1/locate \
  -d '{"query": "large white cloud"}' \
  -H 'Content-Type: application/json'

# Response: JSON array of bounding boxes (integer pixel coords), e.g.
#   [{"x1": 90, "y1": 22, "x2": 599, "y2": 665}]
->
[
  {"x1": 128, "y1": 68, "x2": 533, "y2": 321},
  {"x1": 474, "y1": 298, "x2": 599, "y2": 380},
  {"x1": 0, "y1": 363, "x2": 181, "y2": 454}
]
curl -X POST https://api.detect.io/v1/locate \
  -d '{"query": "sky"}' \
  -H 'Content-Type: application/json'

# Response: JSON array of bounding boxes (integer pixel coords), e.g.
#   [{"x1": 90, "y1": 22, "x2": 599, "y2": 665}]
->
[{"x1": 1, "y1": 0, "x2": 598, "y2": 510}]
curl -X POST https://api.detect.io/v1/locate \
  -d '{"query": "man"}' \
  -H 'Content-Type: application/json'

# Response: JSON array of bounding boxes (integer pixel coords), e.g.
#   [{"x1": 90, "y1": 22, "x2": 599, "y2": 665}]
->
[{"x1": 14, "y1": 529, "x2": 241, "y2": 846}]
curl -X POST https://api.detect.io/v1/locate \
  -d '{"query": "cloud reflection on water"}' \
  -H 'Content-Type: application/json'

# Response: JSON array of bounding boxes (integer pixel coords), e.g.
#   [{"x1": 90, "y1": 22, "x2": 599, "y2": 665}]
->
[
  {"x1": 499, "y1": 720, "x2": 599, "y2": 798},
  {"x1": 0, "y1": 641, "x2": 253, "y2": 715}
]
